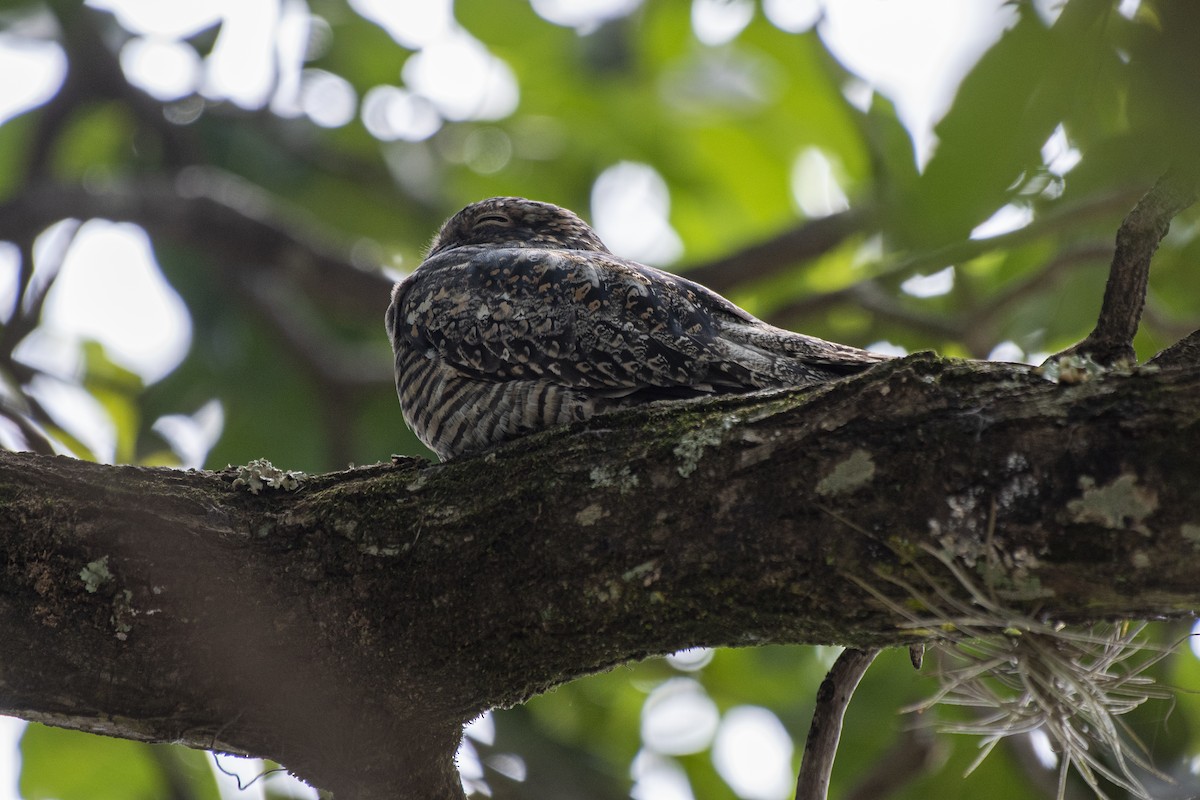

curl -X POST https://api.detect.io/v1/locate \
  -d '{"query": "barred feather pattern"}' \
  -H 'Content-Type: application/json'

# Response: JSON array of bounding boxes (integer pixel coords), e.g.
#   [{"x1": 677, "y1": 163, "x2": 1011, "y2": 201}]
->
[{"x1": 387, "y1": 197, "x2": 891, "y2": 460}]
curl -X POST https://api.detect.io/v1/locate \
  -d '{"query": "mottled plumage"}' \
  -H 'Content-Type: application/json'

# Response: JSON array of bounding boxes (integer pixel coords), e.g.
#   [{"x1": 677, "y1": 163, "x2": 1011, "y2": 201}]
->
[{"x1": 386, "y1": 197, "x2": 890, "y2": 460}]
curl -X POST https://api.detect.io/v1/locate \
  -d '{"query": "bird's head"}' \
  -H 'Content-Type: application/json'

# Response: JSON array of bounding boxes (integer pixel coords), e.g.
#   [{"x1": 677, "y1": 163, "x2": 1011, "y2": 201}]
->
[{"x1": 426, "y1": 197, "x2": 611, "y2": 257}]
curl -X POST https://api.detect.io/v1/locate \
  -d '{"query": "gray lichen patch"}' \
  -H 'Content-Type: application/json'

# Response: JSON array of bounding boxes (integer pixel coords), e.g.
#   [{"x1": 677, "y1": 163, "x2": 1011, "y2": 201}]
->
[
  {"x1": 230, "y1": 458, "x2": 308, "y2": 494},
  {"x1": 816, "y1": 449, "x2": 876, "y2": 497},
  {"x1": 358, "y1": 542, "x2": 402, "y2": 557},
  {"x1": 622, "y1": 559, "x2": 659, "y2": 584},
  {"x1": 673, "y1": 417, "x2": 735, "y2": 477},
  {"x1": 80, "y1": 556, "x2": 113, "y2": 593},
  {"x1": 1181, "y1": 523, "x2": 1200, "y2": 549},
  {"x1": 1067, "y1": 473, "x2": 1158, "y2": 534},
  {"x1": 589, "y1": 465, "x2": 639, "y2": 494},
  {"x1": 575, "y1": 503, "x2": 607, "y2": 527}
]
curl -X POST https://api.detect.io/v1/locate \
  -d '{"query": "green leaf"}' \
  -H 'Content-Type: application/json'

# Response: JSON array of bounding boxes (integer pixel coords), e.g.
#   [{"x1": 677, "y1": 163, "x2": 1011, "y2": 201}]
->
[
  {"x1": 20, "y1": 725, "x2": 167, "y2": 800},
  {"x1": 50, "y1": 103, "x2": 138, "y2": 181},
  {"x1": 894, "y1": 0, "x2": 1118, "y2": 247},
  {"x1": 81, "y1": 341, "x2": 144, "y2": 464}
]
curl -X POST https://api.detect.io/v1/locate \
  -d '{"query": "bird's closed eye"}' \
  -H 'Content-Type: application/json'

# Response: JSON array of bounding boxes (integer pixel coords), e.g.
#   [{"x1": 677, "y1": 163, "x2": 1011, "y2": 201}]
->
[{"x1": 475, "y1": 213, "x2": 511, "y2": 227}]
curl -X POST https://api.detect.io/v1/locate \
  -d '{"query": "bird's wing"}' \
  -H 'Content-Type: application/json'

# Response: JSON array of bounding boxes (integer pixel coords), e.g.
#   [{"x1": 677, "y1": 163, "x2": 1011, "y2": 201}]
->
[
  {"x1": 393, "y1": 246, "x2": 785, "y2": 395},
  {"x1": 394, "y1": 246, "x2": 890, "y2": 396}
]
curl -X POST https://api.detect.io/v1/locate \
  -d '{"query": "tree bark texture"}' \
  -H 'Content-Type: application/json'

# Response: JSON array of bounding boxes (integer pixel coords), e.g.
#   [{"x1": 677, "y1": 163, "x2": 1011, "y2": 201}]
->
[{"x1": 1, "y1": 354, "x2": 1199, "y2": 798}]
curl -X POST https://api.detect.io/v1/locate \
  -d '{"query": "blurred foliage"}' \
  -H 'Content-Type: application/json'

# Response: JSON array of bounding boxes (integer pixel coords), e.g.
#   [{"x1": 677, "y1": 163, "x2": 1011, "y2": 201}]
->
[{"x1": 1, "y1": 0, "x2": 1199, "y2": 798}]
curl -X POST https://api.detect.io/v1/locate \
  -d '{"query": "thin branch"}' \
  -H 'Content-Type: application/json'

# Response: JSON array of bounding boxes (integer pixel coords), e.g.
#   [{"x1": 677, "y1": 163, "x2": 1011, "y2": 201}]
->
[
  {"x1": 31, "y1": 4, "x2": 196, "y2": 181},
  {"x1": 1050, "y1": 170, "x2": 1198, "y2": 367},
  {"x1": 695, "y1": 190, "x2": 1138, "y2": 357},
  {"x1": 842, "y1": 726, "x2": 939, "y2": 800},
  {"x1": 0, "y1": 222, "x2": 79, "y2": 356},
  {"x1": 1141, "y1": 303, "x2": 1200, "y2": 345},
  {"x1": 239, "y1": 274, "x2": 391, "y2": 465},
  {"x1": 240, "y1": 274, "x2": 392, "y2": 388},
  {"x1": 775, "y1": 280, "x2": 962, "y2": 343},
  {"x1": 960, "y1": 243, "x2": 1112, "y2": 355},
  {"x1": 885, "y1": 188, "x2": 1141, "y2": 285},
  {"x1": 682, "y1": 207, "x2": 875, "y2": 293},
  {"x1": 796, "y1": 647, "x2": 881, "y2": 800},
  {"x1": 680, "y1": 187, "x2": 1136, "y2": 299},
  {"x1": 0, "y1": 404, "x2": 56, "y2": 455},
  {"x1": 0, "y1": 176, "x2": 394, "y2": 317}
]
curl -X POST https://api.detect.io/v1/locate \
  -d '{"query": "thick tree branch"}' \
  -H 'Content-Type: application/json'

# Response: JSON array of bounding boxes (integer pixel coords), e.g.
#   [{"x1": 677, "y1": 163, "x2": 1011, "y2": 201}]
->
[
  {"x1": 2, "y1": 355, "x2": 1200, "y2": 797},
  {"x1": 1147, "y1": 328, "x2": 1200, "y2": 369}
]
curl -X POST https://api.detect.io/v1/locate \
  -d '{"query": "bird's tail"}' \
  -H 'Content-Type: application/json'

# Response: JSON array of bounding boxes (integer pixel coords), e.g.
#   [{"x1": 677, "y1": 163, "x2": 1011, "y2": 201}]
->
[{"x1": 716, "y1": 320, "x2": 892, "y2": 385}]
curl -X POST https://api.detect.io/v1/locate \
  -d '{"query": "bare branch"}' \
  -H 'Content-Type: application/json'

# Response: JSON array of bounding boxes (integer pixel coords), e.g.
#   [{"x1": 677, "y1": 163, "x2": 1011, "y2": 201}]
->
[
  {"x1": 678, "y1": 188, "x2": 1135, "y2": 299},
  {"x1": 842, "y1": 724, "x2": 939, "y2": 800},
  {"x1": 797, "y1": 647, "x2": 880, "y2": 800},
  {"x1": 0, "y1": 176, "x2": 394, "y2": 317},
  {"x1": 682, "y1": 208, "x2": 875, "y2": 294},
  {"x1": 1051, "y1": 170, "x2": 1198, "y2": 367}
]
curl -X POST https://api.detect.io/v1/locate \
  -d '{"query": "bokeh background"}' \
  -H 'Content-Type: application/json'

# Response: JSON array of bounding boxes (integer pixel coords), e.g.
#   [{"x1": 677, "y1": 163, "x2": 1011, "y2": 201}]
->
[{"x1": 1, "y1": 0, "x2": 1200, "y2": 798}]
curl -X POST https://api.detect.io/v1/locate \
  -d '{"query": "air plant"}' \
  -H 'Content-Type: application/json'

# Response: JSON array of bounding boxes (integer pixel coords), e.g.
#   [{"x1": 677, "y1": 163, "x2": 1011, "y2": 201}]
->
[{"x1": 852, "y1": 544, "x2": 1177, "y2": 800}]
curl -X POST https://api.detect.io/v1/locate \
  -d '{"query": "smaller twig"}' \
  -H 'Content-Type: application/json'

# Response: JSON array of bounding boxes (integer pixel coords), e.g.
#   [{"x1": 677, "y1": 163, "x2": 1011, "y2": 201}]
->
[
  {"x1": 776, "y1": 280, "x2": 962, "y2": 343},
  {"x1": 683, "y1": 207, "x2": 875, "y2": 293},
  {"x1": 241, "y1": 274, "x2": 392, "y2": 388},
  {"x1": 1049, "y1": 169, "x2": 1198, "y2": 367},
  {"x1": 796, "y1": 647, "x2": 881, "y2": 800},
  {"x1": 960, "y1": 243, "x2": 1111, "y2": 355},
  {"x1": 0, "y1": 223, "x2": 79, "y2": 357},
  {"x1": 239, "y1": 274, "x2": 391, "y2": 466},
  {"x1": 0, "y1": 176, "x2": 396, "y2": 319},
  {"x1": 0, "y1": 404, "x2": 56, "y2": 455}
]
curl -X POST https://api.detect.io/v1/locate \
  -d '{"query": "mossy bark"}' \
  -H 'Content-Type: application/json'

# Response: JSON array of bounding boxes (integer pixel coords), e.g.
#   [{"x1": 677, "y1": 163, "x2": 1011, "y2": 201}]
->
[{"x1": 1, "y1": 354, "x2": 1199, "y2": 797}]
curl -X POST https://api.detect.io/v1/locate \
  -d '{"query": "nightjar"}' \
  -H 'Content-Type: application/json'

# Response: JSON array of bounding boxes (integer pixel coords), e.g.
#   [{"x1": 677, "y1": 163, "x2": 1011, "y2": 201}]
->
[{"x1": 386, "y1": 197, "x2": 890, "y2": 460}]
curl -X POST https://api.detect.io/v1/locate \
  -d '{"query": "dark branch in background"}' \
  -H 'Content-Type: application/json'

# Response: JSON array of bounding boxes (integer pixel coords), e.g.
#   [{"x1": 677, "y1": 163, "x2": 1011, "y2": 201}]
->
[
  {"x1": 777, "y1": 280, "x2": 963, "y2": 342},
  {"x1": 240, "y1": 275, "x2": 391, "y2": 465},
  {"x1": 0, "y1": 221, "x2": 77, "y2": 356},
  {"x1": 681, "y1": 188, "x2": 1138, "y2": 310},
  {"x1": 0, "y1": 177, "x2": 397, "y2": 460},
  {"x1": 241, "y1": 275, "x2": 391, "y2": 388},
  {"x1": 1050, "y1": 169, "x2": 1198, "y2": 367},
  {"x1": 842, "y1": 727, "x2": 940, "y2": 800},
  {"x1": 959, "y1": 243, "x2": 1114, "y2": 354},
  {"x1": 0, "y1": 176, "x2": 394, "y2": 318},
  {"x1": 796, "y1": 647, "x2": 880, "y2": 800},
  {"x1": 31, "y1": 4, "x2": 196, "y2": 181},
  {"x1": 1141, "y1": 304, "x2": 1200, "y2": 345},
  {"x1": 674, "y1": 188, "x2": 1136, "y2": 359},
  {"x1": 770, "y1": 241, "x2": 1113, "y2": 358},
  {"x1": 0, "y1": 220, "x2": 79, "y2": 455},
  {"x1": 681, "y1": 207, "x2": 876, "y2": 293}
]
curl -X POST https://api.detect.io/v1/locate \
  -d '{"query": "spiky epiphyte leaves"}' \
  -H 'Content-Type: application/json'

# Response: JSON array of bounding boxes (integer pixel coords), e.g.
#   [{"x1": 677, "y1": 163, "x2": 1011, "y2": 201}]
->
[{"x1": 852, "y1": 546, "x2": 1176, "y2": 800}]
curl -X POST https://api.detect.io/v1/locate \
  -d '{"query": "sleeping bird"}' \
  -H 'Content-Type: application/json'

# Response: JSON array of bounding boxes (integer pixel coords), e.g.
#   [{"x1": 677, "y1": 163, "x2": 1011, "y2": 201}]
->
[{"x1": 386, "y1": 197, "x2": 890, "y2": 460}]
